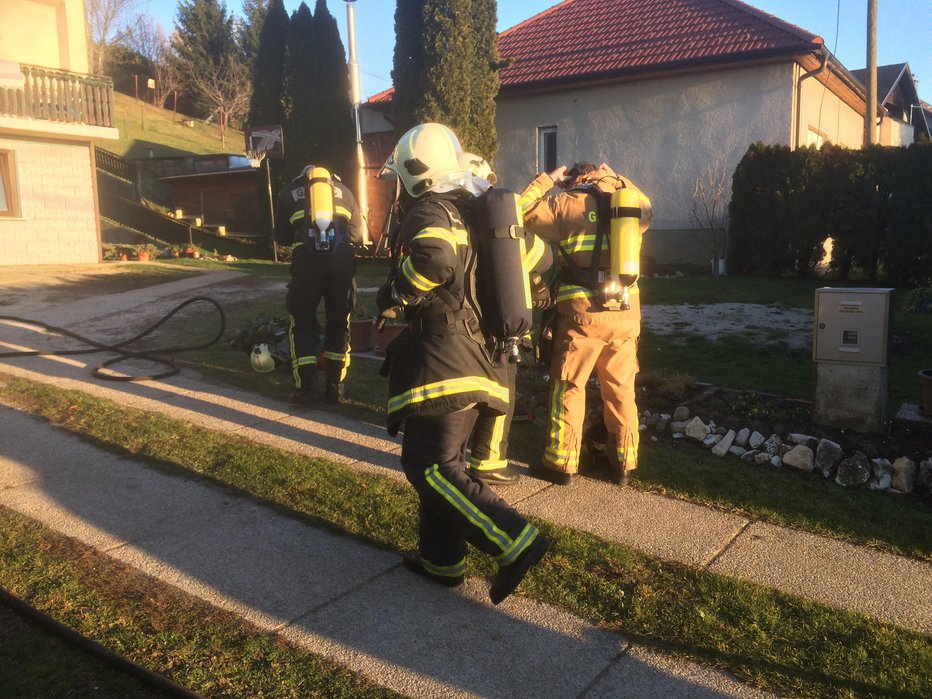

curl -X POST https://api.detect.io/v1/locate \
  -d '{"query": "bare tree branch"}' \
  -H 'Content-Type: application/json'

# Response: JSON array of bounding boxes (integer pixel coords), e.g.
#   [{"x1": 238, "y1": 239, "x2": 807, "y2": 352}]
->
[
  {"x1": 189, "y1": 57, "x2": 252, "y2": 146},
  {"x1": 85, "y1": 0, "x2": 141, "y2": 74},
  {"x1": 123, "y1": 15, "x2": 181, "y2": 108},
  {"x1": 690, "y1": 157, "x2": 731, "y2": 276}
]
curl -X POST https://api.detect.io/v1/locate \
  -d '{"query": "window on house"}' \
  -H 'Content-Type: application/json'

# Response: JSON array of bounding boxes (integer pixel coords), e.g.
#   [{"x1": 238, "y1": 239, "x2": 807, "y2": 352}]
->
[
  {"x1": 0, "y1": 150, "x2": 19, "y2": 217},
  {"x1": 538, "y1": 126, "x2": 557, "y2": 173},
  {"x1": 807, "y1": 128, "x2": 826, "y2": 148}
]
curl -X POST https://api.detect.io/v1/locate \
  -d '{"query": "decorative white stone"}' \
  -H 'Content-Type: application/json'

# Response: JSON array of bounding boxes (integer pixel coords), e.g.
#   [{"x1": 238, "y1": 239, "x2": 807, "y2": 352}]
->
[
  {"x1": 734, "y1": 428, "x2": 750, "y2": 447},
  {"x1": 782, "y1": 445, "x2": 815, "y2": 473},
  {"x1": 729, "y1": 446, "x2": 748, "y2": 457},
  {"x1": 748, "y1": 431, "x2": 766, "y2": 449},
  {"x1": 672, "y1": 405, "x2": 690, "y2": 422},
  {"x1": 702, "y1": 434, "x2": 723, "y2": 449},
  {"x1": 711, "y1": 429, "x2": 736, "y2": 457},
  {"x1": 685, "y1": 417, "x2": 710, "y2": 442},
  {"x1": 891, "y1": 457, "x2": 917, "y2": 493}
]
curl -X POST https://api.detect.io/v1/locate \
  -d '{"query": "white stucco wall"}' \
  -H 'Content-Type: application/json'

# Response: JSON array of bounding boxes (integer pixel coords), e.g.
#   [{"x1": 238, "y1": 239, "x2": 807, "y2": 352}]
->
[
  {"x1": 795, "y1": 67, "x2": 864, "y2": 148},
  {"x1": 495, "y1": 63, "x2": 796, "y2": 230},
  {"x1": 0, "y1": 136, "x2": 101, "y2": 265}
]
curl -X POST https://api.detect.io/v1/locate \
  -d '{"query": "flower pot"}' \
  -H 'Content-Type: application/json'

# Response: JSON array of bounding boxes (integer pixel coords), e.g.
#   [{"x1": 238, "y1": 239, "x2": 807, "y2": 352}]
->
[
  {"x1": 136, "y1": 252, "x2": 150, "y2": 262},
  {"x1": 376, "y1": 322, "x2": 407, "y2": 355},
  {"x1": 350, "y1": 317, "x2": 376, "y2": 352},
  {"x1": 120, "y1": 254, "x2": 128, "y2": 261},
  {"x1": 919, "y1": 369, "x2": 932, "y2": 416}
]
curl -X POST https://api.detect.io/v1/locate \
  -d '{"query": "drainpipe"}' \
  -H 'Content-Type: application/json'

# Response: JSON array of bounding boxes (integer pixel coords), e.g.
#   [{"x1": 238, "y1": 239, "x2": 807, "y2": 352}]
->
[{"x1": 794, "y1": 47, "x2": 829, "y2": 150}]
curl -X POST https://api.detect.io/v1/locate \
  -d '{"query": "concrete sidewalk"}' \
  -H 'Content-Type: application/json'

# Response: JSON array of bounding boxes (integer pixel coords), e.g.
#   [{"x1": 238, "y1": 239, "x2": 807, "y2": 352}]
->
[{"x1": 1, "y1": 267, "x2": 929, "y2": 697}]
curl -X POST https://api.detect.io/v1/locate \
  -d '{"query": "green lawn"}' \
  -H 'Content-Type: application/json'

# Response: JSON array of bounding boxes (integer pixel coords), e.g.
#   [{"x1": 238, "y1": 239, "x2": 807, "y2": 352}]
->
[
  {"x1": 1, "y1": 378, "x2": 929, "y2": 699},
  {"x1": 97, "y1": 92, "x2": 242, "y2": 159}
]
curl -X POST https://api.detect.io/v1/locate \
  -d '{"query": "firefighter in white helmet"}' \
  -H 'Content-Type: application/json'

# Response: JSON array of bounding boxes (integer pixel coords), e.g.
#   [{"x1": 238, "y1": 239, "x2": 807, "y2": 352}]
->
[
  {"x1": 378, "y1": 124, "x2": 549, "y2": 604},
  {"x1": 520, "y1": 162, "x2": 652, "y2": 486},
  {"x1": 274, "y1": 165, "x2": 363, "y2": 404}
]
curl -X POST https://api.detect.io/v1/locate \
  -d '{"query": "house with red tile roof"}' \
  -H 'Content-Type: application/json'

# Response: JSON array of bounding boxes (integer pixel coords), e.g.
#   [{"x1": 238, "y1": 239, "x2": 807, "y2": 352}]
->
[{"x1": 362, "y1": 0, "x2": 921, "y2": 262}]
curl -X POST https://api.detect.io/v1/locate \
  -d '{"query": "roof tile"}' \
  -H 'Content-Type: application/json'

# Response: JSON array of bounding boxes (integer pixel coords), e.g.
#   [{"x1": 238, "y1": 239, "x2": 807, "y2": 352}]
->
[{"x1": 498, "y1": 0, "x2": 822, "y2": 89}]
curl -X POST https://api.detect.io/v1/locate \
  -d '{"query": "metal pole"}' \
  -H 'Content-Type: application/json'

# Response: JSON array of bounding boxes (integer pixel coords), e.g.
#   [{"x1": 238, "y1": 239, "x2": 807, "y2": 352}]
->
[
  {"x1": 266, "y1": 157, "x2": 278, "y2": 262},
  {"x1": 864, "y1": 0, "x2": 878, "y2": 147},
  {"x1": 345, "y1": 0, "x2": 370, "y2": 246}
]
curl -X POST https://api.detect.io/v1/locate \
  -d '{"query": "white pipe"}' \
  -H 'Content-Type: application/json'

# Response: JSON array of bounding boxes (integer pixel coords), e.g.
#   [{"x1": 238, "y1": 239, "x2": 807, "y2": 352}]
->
[{"x1": 345, "y1": 1, "x2": 370, "y2": 245}]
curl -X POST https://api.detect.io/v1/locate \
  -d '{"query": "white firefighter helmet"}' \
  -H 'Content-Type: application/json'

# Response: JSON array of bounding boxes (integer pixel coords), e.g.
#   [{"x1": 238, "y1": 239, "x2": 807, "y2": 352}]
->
[
  {"x1": 382, "y1": 123, "x2": 464, "y2": 197},
  {"x1": 250, "y1": 343, "x2": 277, "y2": 373},
  {"x1": 458, "y1": 151, "x2": 497, "y2": 185}
]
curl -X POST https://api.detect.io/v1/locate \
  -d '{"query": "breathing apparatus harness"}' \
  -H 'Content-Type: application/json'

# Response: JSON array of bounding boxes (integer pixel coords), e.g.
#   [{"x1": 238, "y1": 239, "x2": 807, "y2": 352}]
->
[{"x1": 557, "y1": 177, "x2": 642, "y2": 312}]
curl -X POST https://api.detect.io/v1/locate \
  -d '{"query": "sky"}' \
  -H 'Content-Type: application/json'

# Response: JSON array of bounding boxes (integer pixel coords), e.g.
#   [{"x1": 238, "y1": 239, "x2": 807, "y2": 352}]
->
[{"x1": 141, "y1": 0, "x2": 931, "y2": 102}]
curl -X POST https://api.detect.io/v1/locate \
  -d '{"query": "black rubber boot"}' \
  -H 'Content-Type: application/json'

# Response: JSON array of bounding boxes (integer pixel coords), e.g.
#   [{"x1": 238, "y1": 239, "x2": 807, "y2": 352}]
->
[
  {"x1": 489, "y1": 535, "x2": 550, "y2": 604},
  {"x1": 324, "y1": 362, "x2": 345, "y2": 404},
  {"x1": 289, "y1": 368, "x2": 317, "y2": 405}
]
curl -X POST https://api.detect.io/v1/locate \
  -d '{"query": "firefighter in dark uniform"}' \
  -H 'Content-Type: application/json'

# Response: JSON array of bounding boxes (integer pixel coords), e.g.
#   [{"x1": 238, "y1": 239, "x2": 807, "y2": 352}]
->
[
  {"x1": 274, "y1": 165, "x2": 363, "y2": 404},
  {"x1": 378, "y1": 124, "x2": 549, "y2": 604},
  {"x1": 457, "y1": 152, "x2": 555, "y2": 485}
]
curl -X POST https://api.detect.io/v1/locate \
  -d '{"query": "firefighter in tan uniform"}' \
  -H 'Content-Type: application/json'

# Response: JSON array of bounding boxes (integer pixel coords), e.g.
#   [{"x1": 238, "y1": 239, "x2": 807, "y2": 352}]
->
[{"x1": 520, "y1": 163, "x2": 652, "y2": 485}]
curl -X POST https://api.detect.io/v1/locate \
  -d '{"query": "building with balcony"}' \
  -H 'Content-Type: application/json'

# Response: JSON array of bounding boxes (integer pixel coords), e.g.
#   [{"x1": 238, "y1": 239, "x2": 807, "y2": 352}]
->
[{"x1": 0, "y1": 0, "x2": 118, "y2": 266}]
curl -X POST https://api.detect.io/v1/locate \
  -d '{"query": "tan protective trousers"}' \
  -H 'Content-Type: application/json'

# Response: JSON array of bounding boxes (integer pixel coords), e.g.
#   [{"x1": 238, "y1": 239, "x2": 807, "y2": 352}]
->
[{"x1": 543, "y1": 315, "x2": 639, "y2": 475}]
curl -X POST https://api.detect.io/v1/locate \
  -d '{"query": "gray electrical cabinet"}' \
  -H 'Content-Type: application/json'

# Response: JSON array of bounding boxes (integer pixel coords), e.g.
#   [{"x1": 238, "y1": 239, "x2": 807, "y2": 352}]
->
[
  {"x1": 813, "y1": 288, "x2": 893, "y2": 366},
  {"x1": 813, "y1": 287, "x2": 894, "y2": 434}
]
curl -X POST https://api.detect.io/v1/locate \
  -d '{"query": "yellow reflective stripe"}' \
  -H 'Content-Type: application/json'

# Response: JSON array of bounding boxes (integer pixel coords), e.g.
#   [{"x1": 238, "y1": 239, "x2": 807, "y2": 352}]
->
[
  {"x1": 414, "y1": 226, "x2": 466, "y2": 251},
  {"x1": 469, "y1": 413, "x2": 508, "y2": 470},
  {"x1": 519, "y1": 237, "x2": 532, "y2": 309},
  {"x1": 421, "y1": 555, "x2": 466, "y2": 578},
  {"x1": 424, "y1": 464, "x2": 513, "y2": 552},
  {"x1": 519, "y1": 185, "x2": 545, "y2": 213},
  {"x1": 556, "y1": 284, "x2": 593, "y2": 303},
  {"x1": 523, "y1": 235, "x2": 546, "y2": 272},
  {"x1": 289, "y1": 211, "x2": 304, "y2": 225},
  {"x1": 324, "y1": 351, "x2": 348, "y2": 363},
  {"x1": 495, "y1": 522, "x2": 539, "y2": 566},
  {"x1": 401, "y1": 256, "x2": 439, "y2": 292},
  {"x1": 560, "y1": 234, "x2": 597, "y2": 254},
  {"x1": 388, "y1": 376, "x2": 508, "y2": 414},
  {"x1": 546, "y1": 379, "x2": 571, "y2": 466},
  {"x1": 295, "y1": 356, "x2": 317, "y2": 366}
]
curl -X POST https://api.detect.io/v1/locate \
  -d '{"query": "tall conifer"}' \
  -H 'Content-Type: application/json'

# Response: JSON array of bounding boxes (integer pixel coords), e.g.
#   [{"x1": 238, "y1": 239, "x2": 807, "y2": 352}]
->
[
  {"x1": 282, "y1": 2, "x2": 317, "y2": 179},
  {"x1": 172, "y1": 0, "x2": 237, "y2": 117},
  {"x1": 248, "y1": 0, "x2": 288, "y2": 128},
  {"x1": 391, "y1": 0, "x2": 500, "y2": 161}
]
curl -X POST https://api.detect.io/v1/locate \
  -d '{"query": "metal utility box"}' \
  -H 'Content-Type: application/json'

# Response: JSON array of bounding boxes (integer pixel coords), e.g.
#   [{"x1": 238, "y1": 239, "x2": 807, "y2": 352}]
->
[{"x1": 813, "y1": 288, "x2": 893, "y2": 367}]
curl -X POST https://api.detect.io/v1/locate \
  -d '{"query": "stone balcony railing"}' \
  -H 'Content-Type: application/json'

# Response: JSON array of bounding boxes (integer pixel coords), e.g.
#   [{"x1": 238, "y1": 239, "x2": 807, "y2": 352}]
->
[{"x1": 0, "y1": 63, "x2": 114, "y2": 128}]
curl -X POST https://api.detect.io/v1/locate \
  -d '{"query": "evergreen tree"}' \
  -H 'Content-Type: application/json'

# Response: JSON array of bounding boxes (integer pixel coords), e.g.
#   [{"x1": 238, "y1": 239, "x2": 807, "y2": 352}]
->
[
  {"x1": 310, "y1": 0, "x2": 355, "y2": 181},
  {"x1": 238, "y1": 0, "x2": 270, "y2": 75},
  {"x1": 281, "y1": 1, "x2": 354, "y2": 182},
  {"x1": 248, "y1": 0, "x2": 288, "y2": 128},
  {"x1": 171, "y1": 0, "x2": 237, "y2": 117},
  {"x1": 391, "y1": 0, "x2": 501, "y2": 161},
  {"x1": 391, "y1": 0, "x2": 427, "y2": 137},
  {"x1": 282, "y1": 2, "x2": 318, "y2": 179},
  {"x1": 465, "y1": 0, "x2": 499, "y2": 160}
]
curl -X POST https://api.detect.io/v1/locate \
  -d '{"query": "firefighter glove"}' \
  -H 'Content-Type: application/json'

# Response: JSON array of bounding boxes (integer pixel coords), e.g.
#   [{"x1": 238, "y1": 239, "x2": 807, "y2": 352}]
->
[{"x1": 530, "y1": 273, "x2": 552, "y2": 310}]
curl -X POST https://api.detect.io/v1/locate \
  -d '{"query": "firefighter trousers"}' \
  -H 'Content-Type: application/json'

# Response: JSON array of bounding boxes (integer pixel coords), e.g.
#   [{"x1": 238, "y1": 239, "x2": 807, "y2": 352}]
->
[
  {"x1": 286, "y1": 252, "x2": 355, "y2": 390},
  {"x1": 468, "y1": 361, "x2": 516, "y2": 472},
  {"x1": 401, "y1": 409, "x2": 542, "y2": 576},
  {"x1": 544, "y1": 319, "x2": 639, "y2": 475}
]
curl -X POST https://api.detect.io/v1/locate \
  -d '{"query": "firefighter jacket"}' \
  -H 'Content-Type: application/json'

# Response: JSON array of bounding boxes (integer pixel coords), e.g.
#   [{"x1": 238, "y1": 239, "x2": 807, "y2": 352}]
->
[
  {"x1": 274, "y1": 172, "x2": 363, "y2": 256},
  {"x1": 520, "y1": 165, "x2": 651, "y2": 326},
  {"x1": 382, "y1": 193, "x2": 511, "y2": 436}
]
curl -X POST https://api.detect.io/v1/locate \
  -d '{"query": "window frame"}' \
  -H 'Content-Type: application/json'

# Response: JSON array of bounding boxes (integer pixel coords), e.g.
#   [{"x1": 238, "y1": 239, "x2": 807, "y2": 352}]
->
[
  {"x1": 0, "y1": 149, "x2": 20, "y2": 218},
  {"x1": 537, "y1": 126, "x2": 557, "y2": 173}
]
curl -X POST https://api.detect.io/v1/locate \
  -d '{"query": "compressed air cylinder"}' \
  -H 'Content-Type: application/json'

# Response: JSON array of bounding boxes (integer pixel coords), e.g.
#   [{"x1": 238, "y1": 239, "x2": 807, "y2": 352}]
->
[
  {"x1": 476, "y1": 188, "x2": 533, "y2": 343},
  {"x1": 308, "y1": 167, "x2": 335, "y2": 246},
  {"x1": 610, "y1": 187, "x2": 642, "y2": 281}
]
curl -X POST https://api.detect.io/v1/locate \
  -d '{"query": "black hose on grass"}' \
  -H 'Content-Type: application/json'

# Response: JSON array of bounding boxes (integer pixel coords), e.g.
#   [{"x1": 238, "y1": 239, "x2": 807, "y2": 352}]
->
[
  {"x1": 0, "y1": 296, "x2": 225, "y2": 381},
  {"x1": 0, "y1": 584, "x2": 206, "y2": 699}
]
